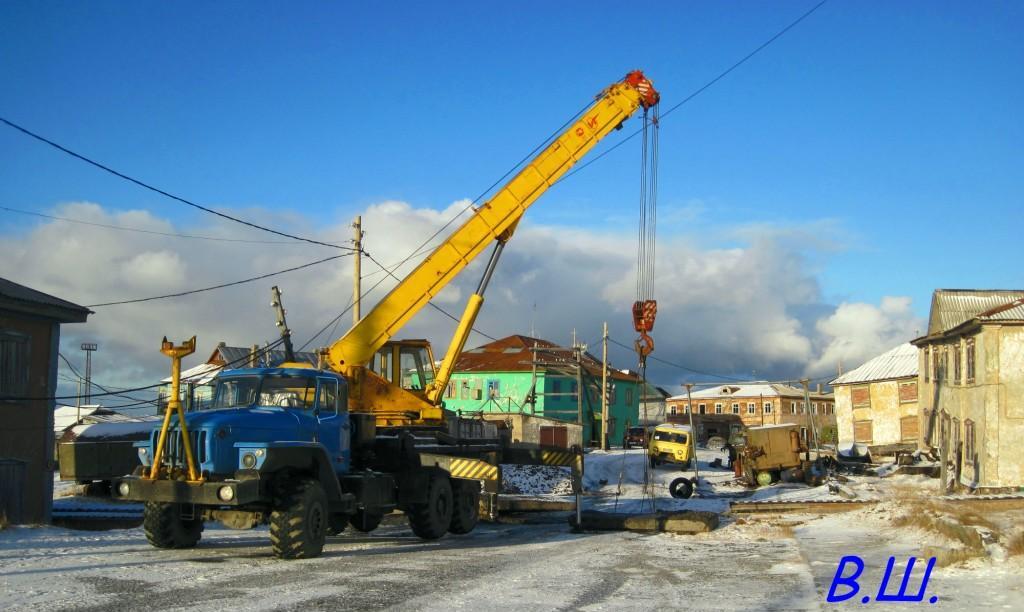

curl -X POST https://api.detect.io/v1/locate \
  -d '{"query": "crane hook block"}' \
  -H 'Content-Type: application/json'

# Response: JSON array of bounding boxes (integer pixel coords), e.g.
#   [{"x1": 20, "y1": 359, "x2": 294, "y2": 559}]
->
[{"x1": 632, "y1": 300, "x2": 657, "y2": 333}]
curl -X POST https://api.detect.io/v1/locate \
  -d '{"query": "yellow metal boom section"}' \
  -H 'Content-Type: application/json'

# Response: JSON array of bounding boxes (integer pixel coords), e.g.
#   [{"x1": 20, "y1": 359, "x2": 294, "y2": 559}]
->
[{"x1": 329, "y1": 72, "x2": 658, "y2": 373}]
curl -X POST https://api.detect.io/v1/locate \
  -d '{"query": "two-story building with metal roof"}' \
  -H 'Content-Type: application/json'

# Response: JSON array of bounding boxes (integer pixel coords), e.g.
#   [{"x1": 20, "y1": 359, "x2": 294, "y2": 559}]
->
[
  {"x1": 912, "y1": 289, "x2": 1024, "y2": 491},
  {"x1": 830, "y1": 343, "x2": 919, "y2": 458}
]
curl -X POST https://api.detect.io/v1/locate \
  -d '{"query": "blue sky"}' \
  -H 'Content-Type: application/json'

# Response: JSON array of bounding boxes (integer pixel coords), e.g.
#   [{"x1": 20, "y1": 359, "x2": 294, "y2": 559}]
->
[{"x1": 2, "y1": 1, "x2": 1022, "y2": 390}]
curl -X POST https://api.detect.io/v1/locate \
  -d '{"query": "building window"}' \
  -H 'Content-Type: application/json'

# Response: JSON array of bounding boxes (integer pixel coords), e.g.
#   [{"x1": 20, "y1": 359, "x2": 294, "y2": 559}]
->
[
  {"x1": 445, "y1": 382, "x2": 455, "y2": 399},
  {"x1": 683, "y1": 404, "x2": 691, "y2": 414},
  {"x1": 0, "y1": 330, "x2": 31, "y2": 398},
  {"x1": 964, "y1": 419, "x2": 975, "y2": 466},
  {"x1": 715, "y1": 402, "x2": 723, "y2": 414},
  {"x1": 625, "y1": 388, "x2": 633, "y2": 406},
  {"x1": 487, "y1": 379, "x2": 501, "y2": 399},
  {"x1": 953, "y1": 342, "x2": 962, "y2": 385},
  {"x1": 732, "y1": 402, "x2": 740, "y2": 414},
  {"x1": 669, "y1": 404, "x2": 677, "y2": 415},
  {"x1": 811, "y1": 402, "x2": 817, "y2": 414},
  {"x1": 763, "y1": 402, "x2": 772, "y2": 414},
  {"x1": 800, "y1": 427, "x2": 808, "y2": 441},
  {"x1": 924, "y1": 347, "x2": 930, "y2": 383},
  {"x1": 899, "y1": 381, "x2": 918, "y2": 403},
  {"x1": 966, "y1": 338, "x2": 976, "y2": 384},
  {"x1": 943, "y1": 347, "x2": 949, "y2": 384},
  {"x1": 852, "y1": 385, "x2": 871, "y2": 409},
  {"x1": 790, "y1": 401, "x2": 797, "y2": 414},
  {"x1": 698, "y1": 403, "x2": 706, "y2": 415},
  {"x1": 747, "y1": 402, "x2": 755, "y2": 415},
  {"x1": 854, "y1": 420, "x2": 873, "y2": 444}
]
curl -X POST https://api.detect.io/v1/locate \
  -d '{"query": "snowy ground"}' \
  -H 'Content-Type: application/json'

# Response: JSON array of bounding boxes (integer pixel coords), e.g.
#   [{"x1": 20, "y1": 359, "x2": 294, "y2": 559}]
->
[{"x1": 2, "y1": 449, "x2": 1020, "y2": 611}]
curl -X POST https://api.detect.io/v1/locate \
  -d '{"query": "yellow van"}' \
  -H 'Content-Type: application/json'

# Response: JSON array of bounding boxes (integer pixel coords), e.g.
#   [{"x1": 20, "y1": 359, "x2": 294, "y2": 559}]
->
[{"x1": 648, "y1": 423, "x2": 695, "y2": 469}]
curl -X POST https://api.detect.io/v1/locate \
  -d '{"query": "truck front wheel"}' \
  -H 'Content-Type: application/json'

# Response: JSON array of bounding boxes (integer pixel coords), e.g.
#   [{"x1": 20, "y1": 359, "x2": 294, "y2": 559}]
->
[
  {"x1": 448, "y1": 481, "x2": 480, "y2": 535},
  {"x1": 143, "y1": 502, "x2": 203, "y2": 549},
  {"x1": 269, "y1": 478, "x2": 328, "y2": 559},
  {"x1": 408, "y1": 473, "x2": 453, "y2": 540}
]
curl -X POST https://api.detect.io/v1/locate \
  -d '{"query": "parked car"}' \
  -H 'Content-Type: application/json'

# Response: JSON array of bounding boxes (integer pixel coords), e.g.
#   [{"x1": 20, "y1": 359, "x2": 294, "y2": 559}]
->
[
  {"x1": 622, "y1": 426, "x2": 651, "y2": 449},
  {"x1": 648, "y1": 423, "x2": 694, "y2": 470}
]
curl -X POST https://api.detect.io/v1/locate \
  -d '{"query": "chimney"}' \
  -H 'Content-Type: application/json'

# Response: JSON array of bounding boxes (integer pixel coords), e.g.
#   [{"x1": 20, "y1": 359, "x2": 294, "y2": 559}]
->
[{"x1": 816, "y1": 383, "x2": 822, "y2": 394}]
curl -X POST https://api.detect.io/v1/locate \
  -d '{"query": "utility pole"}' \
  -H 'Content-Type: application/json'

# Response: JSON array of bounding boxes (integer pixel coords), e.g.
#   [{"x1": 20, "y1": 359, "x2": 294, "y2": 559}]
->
[
  {"x1": 685, "y1": 383, "x2": 699, "y2": 482},
  {"x1": 600, "y1": 322, "x2": 609, "y2": 451},
  {"x1": 80, "y1": 343, "x2": 97, "y2": 405},
  {"x1": 352, "y1": 216, "x2": 364, "y2": 324},
  {"x1": 801, "y1": 378, "x2": 819, "y2": 458}
]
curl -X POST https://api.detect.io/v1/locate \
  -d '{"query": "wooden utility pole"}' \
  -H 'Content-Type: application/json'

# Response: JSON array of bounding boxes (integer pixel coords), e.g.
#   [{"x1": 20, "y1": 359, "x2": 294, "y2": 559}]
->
[
  {"x1": 801, "y1": 378, "x2": 819, "y2": 457},
  {"x1": 352, "y1": 216, "x2": 364, "y2": 324},
  {"x1": 685, "y1": 383, "x2": 699, "y2": 481},
  {"x1": 600, "y1": 322, "x2": 609, "y2": 450}
]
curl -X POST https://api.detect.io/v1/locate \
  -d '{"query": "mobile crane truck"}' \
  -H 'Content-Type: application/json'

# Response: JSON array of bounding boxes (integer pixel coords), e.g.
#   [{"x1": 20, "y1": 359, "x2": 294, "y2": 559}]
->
[{"x1": 113, "y1": 70, "x2": 660, "y2": 559}]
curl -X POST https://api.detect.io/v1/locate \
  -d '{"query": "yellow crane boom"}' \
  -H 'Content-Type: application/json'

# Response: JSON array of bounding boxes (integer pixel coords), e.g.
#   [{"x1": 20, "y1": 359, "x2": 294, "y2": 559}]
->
[{"x1": 327, "y1": 71, "x2": 659, "y2": 425}]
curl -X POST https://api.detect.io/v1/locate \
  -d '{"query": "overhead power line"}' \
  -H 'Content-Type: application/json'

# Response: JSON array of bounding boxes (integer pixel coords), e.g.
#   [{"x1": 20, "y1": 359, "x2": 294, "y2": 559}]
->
[
  {"x1": 0, "y1": 117, "x2": 347, "y2": 250},
  {"x1": 607, "y1": 336, "x2": 750, "y2": 382},
  {"x1": 558, "y1": 0, "x2": 829, "y2": 185},
  {"x1": 14, "y1": 337, "x2": 289, "y2": 402},
  {"x1": 0, "y1": 205, "x2": 322, "y2": 246},
  {"x1": 86, "y1": 253, "x2": 349, "y2": 307}
]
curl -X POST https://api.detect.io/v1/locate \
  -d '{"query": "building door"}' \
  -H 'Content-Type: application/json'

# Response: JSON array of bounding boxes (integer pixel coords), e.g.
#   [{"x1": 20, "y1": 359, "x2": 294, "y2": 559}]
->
[{"x1": 539, "y1": 426, "x2": 568, "y2": 448}]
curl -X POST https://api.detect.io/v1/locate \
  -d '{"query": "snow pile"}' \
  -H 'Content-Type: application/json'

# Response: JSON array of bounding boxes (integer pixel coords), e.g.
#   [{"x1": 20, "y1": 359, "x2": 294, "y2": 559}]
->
[{"x1": 501, "y1": 464, "x2": 573, "y2": 495}]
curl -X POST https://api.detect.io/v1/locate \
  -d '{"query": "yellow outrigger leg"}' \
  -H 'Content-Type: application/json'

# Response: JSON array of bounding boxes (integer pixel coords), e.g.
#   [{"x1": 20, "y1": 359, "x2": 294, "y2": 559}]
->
[{"x1": 146, "y1": 336, "x2": 203, "y2": 483}]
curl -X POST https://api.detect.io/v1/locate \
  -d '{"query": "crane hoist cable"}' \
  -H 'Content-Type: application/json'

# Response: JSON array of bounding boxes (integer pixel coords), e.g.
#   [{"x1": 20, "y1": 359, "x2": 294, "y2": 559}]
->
[
  {"x1": 632, "y1": 103, "x2": 659, "y2": 365},
  {"x1": 631, "y1": 101, "x2": 660, "y2": 512}
]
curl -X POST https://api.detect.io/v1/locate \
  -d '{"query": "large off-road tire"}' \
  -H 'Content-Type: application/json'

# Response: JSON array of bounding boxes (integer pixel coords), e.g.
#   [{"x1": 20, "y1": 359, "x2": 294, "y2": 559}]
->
[
  {"x1": 269, "y1": 478, "x2": 328, "y2": 559},
  {"x1": 143, "y1": 502, "x2": 203, "y2": 549},
  {"x1": 349, "y1": 509, "x2": 383, "y2": 533},
  {"x1": 407, "y1": 473, "x2": 453, "y2": 540},
  {"x1": 448, "y1": 480, "x2": 480, "y2": 535}
]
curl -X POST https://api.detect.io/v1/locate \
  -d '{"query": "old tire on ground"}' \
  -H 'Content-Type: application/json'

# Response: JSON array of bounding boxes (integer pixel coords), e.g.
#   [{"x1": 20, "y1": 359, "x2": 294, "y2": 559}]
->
[
  {"x1": 668, "y1": 477, "x2": 694, "y2": 499},
  {"x1": 326, "y1": 514, "x2": 347, "y2": 536},
  {"x1": 349, "y1": 509, "x2": 383, "y2": 533},
  {"x1": 755, "y1": 470, "x2": 775, "y2": 487},
  {"x1": 269, "y1": 478, "x2": 328, "y2": 559},
  {"x1": 408, "y1": 473, "x2": 453, "y2": 540},
  {"x1": 143, "y1": 502, "x2": 203, "y2": 549},
  {"x1": 448, "y1": 480, "x2": 480, "y2": 535}
]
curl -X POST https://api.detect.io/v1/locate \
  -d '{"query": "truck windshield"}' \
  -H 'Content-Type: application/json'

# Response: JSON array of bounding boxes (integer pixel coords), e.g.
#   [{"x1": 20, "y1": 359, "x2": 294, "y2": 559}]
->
[{"x1": 211, "y1": 375, "x2": 317, "y2": 410}]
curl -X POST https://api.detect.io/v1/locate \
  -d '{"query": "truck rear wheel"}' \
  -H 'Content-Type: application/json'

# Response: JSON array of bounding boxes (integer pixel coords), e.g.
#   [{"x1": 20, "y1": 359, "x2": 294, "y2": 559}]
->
[
  {"x1": 269, "y1": 478, "x2": 328, "y2": 559},
  {"x1": 143, "y1": 502, "x2": 203, "y2": 549},
  {"x1": 407, "y1": 473, "x2": 453, "y2": 540},
  {"x1": 448, "y1": 481, "x2": 480, "y2": 535},
  {"x1": 349, "y1": 509, "x2": 383, "y2": 533}
]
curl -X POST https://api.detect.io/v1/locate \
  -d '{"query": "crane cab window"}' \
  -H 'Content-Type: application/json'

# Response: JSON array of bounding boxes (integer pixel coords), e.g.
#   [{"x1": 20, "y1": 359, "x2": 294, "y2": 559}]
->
[
  {"x1": 399, "y1": 345, "x2": 435, "y2": 391},
  {"x1": 371, "y1": 348, "x2": 394, "y2": 382}
]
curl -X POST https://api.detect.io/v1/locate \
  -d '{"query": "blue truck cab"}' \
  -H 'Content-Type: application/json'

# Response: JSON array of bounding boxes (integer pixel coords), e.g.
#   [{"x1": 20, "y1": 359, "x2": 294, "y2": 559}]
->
[{"x1": 115, "y1": 365, "x2": 486, "y2": 559}]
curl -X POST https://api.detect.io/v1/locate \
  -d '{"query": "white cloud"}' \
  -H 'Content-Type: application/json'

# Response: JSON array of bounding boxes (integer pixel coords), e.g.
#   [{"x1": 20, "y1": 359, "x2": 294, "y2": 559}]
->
[{"x1": 0, "y1": 199, "x2": 924, "y2": 404}]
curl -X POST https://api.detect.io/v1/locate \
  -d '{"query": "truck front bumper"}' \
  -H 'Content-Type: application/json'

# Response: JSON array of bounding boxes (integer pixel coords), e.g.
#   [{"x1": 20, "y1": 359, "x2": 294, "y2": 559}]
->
[{"x1": 111, "y1": 476, "x2": 262, "y2": 506}]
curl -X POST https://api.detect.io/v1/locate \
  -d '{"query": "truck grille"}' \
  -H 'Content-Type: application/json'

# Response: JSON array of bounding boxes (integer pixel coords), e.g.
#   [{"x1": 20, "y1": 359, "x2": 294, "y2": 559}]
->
[{"x1": 152, "y1": 428, "x2": 207, "y2": 467}]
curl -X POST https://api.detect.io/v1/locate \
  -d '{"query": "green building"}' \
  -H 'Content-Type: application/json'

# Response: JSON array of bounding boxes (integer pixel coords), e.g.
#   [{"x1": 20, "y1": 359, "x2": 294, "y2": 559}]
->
[{"x1": 443, "y1": 335, "x2": 640, "y2": 446}]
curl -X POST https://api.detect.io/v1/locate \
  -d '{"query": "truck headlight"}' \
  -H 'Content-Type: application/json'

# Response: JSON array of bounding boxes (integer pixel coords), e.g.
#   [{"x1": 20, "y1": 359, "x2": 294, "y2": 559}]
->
[
  {"x1": 218, "y1": 486, "x2": 235, "y2": 502},
  {"x1": 118, "y1": 482, "x2": 130, "y2": 497},
  {"x1": 241, "y1": 452, "x2": 257, "y2": 468}
]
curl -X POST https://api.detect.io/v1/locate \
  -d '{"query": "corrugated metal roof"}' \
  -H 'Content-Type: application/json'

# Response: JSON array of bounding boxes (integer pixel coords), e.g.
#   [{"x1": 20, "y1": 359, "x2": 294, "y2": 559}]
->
[
  {"x1": 666, "y1": 382, "x2": 831, "y2": 402},
  {"x1": 928, "y1": 289, "x2": 1024, "y2": 335},
  {"x1": 216, "y1": 346, "x2": 319, "y2": 368},
  {"x1": 454, "y1": 335, "x2": 635, "y2": 381},
  {"x1": 830, "y1": 343, "x2": 918, "y2": 386},
  {"x1": 0, "y1": 277, "x2": 91, "y2": 322}
]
